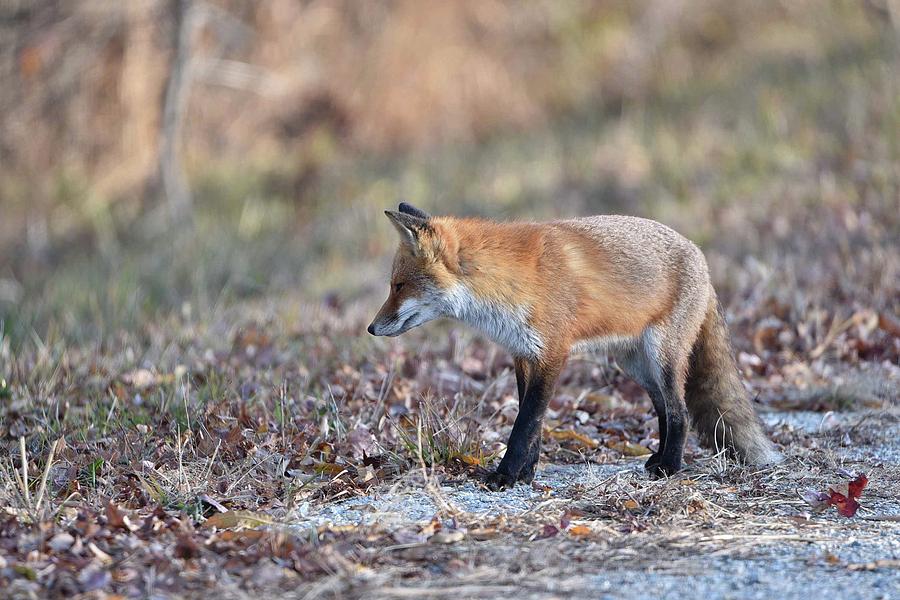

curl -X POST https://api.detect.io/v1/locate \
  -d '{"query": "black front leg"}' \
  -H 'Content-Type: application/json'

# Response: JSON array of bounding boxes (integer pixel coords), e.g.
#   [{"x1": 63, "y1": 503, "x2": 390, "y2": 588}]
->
[
  {"x1": 486, "y1": 357, "x2": 564, "y2": 491},
  {"x1": 514, "y1": 358, "x2": 539, "y2": 484}
]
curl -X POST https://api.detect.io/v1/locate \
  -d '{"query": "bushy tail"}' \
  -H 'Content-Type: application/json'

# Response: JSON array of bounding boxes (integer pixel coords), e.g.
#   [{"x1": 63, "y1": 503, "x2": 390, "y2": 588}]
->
[{"x1": 684, "y1": 291, "x2": 783, "y2": 465}]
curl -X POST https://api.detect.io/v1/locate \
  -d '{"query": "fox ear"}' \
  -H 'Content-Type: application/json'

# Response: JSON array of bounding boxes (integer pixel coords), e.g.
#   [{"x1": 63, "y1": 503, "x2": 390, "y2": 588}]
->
[
  {"x1": 385, "y1": 210, "x2": 429, "y2": 253},
  {"x1": 398, "y1": 202, "x2": 430, "y2": 220}
]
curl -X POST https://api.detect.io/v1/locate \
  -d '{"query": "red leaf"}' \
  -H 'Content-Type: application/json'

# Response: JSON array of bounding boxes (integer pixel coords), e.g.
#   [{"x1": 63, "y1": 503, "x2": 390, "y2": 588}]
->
[
  {"x1": 848, "y1": 473, "x2": 868, "y2": 499},
  {"x1": 828, "y1": 490, "x2": 860, "y2": 518}
]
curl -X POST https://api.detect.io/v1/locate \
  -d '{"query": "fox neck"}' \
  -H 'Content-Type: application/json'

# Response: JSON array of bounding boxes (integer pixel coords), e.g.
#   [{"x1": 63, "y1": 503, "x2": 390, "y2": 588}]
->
[
  {"x1": 434, "y1": 219, "x2": 545, "y2": 359},
  {"x1": 440, "y1": 283, "x2": 544, "y2": 359}
]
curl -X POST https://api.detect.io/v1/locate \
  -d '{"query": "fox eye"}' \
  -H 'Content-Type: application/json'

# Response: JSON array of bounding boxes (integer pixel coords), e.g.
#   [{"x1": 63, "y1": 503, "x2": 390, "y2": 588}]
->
[{"x1": 393, "y1": 282, "x2": 404, "y2": 293}]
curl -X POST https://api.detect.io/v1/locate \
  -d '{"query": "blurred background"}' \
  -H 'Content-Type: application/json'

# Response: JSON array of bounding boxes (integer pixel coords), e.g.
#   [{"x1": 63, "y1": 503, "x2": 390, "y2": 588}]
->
[{"x1": 1, "y1": 0, "x2": 898, "y2": 346}]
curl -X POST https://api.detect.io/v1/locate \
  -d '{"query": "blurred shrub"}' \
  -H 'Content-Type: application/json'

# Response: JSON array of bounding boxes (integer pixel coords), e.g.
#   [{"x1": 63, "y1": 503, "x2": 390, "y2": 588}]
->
[{"x1": 2, "y1": 0, "x2": 892, "y2": 211}]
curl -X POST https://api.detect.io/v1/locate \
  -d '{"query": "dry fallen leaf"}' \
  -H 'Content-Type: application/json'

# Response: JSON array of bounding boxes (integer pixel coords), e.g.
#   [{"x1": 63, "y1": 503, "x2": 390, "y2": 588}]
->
[
  {"x1": 847, "y1": 559, "x2": 900, "y2": 572},
  {"x1": 848, "y1": 473, "x2": 869, "y2": 498},
  {"x1": 608, "y1": 441, "x2": 652, "y2": 457},
  {"x1": 105, "y1": 502, "x2": 137, "y2": 532},
  {"x1": 122, "y1": 368, "x2": 157, "y2": 389},
  {"x1": 538, "y1": 524, "x2": 560, "y2": 538},
  {"x1": 450, "y1": 452, "x2": 483, "y2": 466},
  {"x1": 568, "y1": 524, "x2": 592, "y2": 537},
  {"x1": 828, "y1": 473, "x2": 868, "y2": 517},
  {"x1": 317, "y1": 524, "x2": 359, "y2": 535},
  {"x1": 428, "y1": 530, "x2": 464, "y2": 544},
  {"x1": 356, "y1": 465, "x2": 376, "y2": 485},
  {"x1": 314, "y1": 462, "x2": 347, "y2": 476},
  {"x1": 204, "y1": 510, "x2": 275, "y2": 530},
  {"x1": 468, "y1": 527, "x2": 498, "y2": 541},
  {"x1": 583, "y1": 393, "x2": 620, "y2": 413},
  {"x1": 801, "y1": 489, "x2": 831, "y2": 512},
  {"x1": 545, "y1": 428, "x2": 599, "y2": 449},
  {"x1": 174, "y1": 535, "x2": 202, "y2": 559},
  {"x1": 218, "y1": 530, "x2": 267, "y2": 543},
  {"x1": 87, "y1": 542, "x2": 113, "y2": 564}
]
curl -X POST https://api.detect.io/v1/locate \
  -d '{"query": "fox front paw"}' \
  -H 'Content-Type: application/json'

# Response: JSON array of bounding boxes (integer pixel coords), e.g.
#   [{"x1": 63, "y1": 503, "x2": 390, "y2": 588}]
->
[
  {"x1": 484, "y1": 469, "x2": 517, "y2": 491},
  {"x1": 517, "y1": 456, "x2": 539, "y2": 484},
  {"x1": 646, "y1": 456, "x2": 681, "y2": 479},
  {"x1": 644, "y1": 452, "x2": 662, "y2": 472},
  {"x1": 517, "y1": 464, "x2": 536, "y2": 485}
]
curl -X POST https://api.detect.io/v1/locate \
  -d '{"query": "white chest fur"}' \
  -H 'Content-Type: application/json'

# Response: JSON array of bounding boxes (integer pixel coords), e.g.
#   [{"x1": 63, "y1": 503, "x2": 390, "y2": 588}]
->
[{"x1": 441, "y1": 284, "x2": 544, "y2": 359}]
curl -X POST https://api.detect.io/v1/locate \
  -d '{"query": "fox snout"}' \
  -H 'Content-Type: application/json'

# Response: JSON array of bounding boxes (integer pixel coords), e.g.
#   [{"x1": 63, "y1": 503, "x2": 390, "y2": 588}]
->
[
  {"x1": 367, "y1": 316, "x2": 400, "y2": 337},
  {"x1": 368, "y1": 294, "x2": 442, "y2": 337},
  {"x1": 367, "y1": 298, "x2": 407, "y2": 336},
  {"x1": 367, "y1": 309, "x2": 416, "y2": 337},
  {"x1": 368, "y1": 290, "x2": 407, "y2": 337}
]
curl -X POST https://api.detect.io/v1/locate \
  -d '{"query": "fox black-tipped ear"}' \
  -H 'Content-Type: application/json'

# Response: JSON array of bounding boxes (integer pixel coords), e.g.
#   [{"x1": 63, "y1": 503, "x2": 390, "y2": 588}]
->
[
  {"x1": 385, "y1": 210, "x2": 429, "y2": 253},
  {"x1": 398, "y1": 202, "x2": 430, "y2": 220}
]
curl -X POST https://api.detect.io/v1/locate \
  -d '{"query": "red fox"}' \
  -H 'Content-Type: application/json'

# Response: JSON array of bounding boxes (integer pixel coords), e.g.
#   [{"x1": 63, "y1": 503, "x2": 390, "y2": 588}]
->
[{"x1": 368, "y1": 202, "x2": 783, "y2": 490}]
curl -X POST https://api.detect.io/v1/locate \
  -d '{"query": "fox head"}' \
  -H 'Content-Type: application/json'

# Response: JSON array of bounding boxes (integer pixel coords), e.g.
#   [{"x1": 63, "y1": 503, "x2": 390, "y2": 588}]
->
[{"x1": 367, "y1": 203, "x2": 460, "y2": 337}]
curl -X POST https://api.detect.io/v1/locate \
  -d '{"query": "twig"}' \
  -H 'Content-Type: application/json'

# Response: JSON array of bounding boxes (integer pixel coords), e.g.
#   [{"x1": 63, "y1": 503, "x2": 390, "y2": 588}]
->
[
  {"x1": 370, "y1": 585, "x2": 516, "y2": 597},
  {"x1": 19, "y1": 437, "x2": 29, "y2": 505},
  {"x1": 4, "y1": 459, "x2": 29, "y2": 509},
  {"x1": 34, "y1": 438, "x2": 62, "y2": 512},
  {"x1": 175, "y1": 425, "x2": 186, "y2": 492},
  {"x1": 105, "y1": 394, "x2": 118, "y2": 430},
  {"x1": 809, "y1": 311, "x2": 866, "y2": 359},
  {"x1": 224, "y1": 454, "x2": 275, "y2": 496},
  {"x1": 202, "y1": 438, "x2": 222, "y2": 483},
  {"x1": 279, "y1": 380, "x2": 288, "y2": 452}
]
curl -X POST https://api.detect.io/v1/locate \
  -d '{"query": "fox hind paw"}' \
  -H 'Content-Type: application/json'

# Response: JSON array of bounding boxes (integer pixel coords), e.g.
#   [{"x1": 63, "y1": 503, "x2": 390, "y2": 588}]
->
[{"x1": 484, "y1": 470, "x2": 517, "y2": 491}]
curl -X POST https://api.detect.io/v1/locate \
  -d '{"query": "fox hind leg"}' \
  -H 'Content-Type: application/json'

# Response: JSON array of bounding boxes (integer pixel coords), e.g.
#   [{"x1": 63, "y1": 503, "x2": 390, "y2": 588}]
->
[
  {"x1": 643, "y1": 386, "x2": 667, "y2": 473},
  {"x1": 618, "y1": 342, "x2": 669, "y2": 473},
  {"x1": 653, "y1": 364, "x2": 688, "y2": 477},
  {"x1": 644, "y1": 272, "x2": 708, "y2": 477},
  {"x1": 621, "y1": 331, "x2": 688, "y2": 477}
]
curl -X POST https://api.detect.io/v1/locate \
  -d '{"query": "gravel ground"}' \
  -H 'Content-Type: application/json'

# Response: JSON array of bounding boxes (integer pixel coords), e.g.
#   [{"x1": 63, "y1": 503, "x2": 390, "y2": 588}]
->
[
  {"x1": 588, "y1": 552, "x2": 899, "y2": 600},
  {"x1": 293, "y1": 462, "x2": 625, "y2": 529},
  {"x1": 292, "y1": 410, "x2": 900, "y2": 599}
]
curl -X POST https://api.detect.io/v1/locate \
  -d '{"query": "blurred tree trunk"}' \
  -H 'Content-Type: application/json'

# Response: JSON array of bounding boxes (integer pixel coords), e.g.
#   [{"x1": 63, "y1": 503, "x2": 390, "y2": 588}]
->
[{"x1": 159, "y1": 0, "x2": 194, "y2": 223}]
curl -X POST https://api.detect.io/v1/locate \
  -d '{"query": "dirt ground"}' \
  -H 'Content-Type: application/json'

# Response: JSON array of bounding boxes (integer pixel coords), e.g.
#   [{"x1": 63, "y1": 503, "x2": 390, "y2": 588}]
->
[{"x1": 274, "y1": 410, "x2": 900, "y2": 600}]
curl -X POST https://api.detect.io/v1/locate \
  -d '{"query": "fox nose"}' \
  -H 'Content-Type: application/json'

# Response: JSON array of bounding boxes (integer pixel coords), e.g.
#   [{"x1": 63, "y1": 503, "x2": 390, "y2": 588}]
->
[{"x1": 367, "y1": 323, "x2": 376, "y2": 335}]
